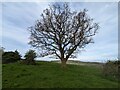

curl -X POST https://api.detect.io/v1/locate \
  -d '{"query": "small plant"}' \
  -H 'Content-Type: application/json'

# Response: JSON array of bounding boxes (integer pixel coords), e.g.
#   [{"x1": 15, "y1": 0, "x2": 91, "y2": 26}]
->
[{"x1": 23, "y1": 50, "x2": 37, "y2": 65}]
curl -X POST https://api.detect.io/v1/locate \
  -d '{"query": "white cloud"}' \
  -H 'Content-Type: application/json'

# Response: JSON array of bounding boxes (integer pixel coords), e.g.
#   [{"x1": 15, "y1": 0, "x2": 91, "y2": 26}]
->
[
  {"x1": 2, "y1": 0, "x2": 120, "y2": 2},
  {"x1": 3, "y1": 25, "x2": 29, "y2": 44},
  {"x1": 2, "y1": 2, "x2": 50, "y2": 44}
]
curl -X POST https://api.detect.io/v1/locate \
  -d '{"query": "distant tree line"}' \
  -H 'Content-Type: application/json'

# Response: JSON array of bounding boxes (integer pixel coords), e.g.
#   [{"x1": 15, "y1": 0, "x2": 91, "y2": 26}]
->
[
  {"x1": 1, "y1": 47, "x2": 37, "y2": 65},
  {"x1": 2, "y1": 50, "x2": 21, "y2": 64}
]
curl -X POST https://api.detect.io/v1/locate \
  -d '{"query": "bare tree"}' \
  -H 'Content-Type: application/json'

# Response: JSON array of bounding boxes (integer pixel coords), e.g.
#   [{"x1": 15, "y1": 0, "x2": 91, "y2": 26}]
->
[{"x1": 28, "y1": 3, "x2": 99, "y2": 67}]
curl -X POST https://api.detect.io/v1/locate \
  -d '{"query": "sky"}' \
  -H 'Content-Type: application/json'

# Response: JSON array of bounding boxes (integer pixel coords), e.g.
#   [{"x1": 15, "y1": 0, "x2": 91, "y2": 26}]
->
[{"x1": 0, "y1": 1, "x2": 118, "y2": 62}]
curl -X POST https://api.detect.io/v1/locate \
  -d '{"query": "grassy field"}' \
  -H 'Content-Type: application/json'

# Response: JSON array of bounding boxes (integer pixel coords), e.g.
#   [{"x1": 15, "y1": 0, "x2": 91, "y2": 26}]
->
[{"x1": 2, "y1": 61, "x2": 118, "y2": 88}]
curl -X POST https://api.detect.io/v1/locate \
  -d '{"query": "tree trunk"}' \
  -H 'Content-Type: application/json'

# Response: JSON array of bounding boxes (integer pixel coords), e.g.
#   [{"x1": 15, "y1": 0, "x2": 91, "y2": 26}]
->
[{"x1": 61, "y1": 58, "x2": 67, "y2": 68}]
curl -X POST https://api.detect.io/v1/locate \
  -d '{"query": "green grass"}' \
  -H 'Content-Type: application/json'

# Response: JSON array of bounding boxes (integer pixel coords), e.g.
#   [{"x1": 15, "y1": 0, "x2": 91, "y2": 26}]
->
[{"x1": 2, "y1": 61, "x2": 118, "y2": 88}]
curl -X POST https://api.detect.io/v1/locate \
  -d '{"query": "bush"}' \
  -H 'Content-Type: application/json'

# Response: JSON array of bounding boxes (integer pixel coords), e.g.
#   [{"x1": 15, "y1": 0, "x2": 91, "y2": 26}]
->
[
  {"x1": 2, "y1": 50, "x2": 21, "y2": 64},
  {"x1": 14, "y1": 50, "x2": 21, "y2": 60},
  {"x1": 22, "y1": 50, "x2": 37, "y2": 65},
  {"x1": 102, "y1": 60, "x2": 120, "y2": 80}
]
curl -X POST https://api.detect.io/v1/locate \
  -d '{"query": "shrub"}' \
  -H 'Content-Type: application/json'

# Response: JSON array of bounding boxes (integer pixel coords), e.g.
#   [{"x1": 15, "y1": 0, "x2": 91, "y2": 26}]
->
[
  {"x1": 102, "y1": 60, "x2": 120, "y2": 80},
  {"x1": 2, "y1": 50, "x2": 21, "y2": 64},
  {"x1": 14, "y1": 50, "x2": 21, "y2": 60},
  {"x1": 23, "y1": 50, "x2": 37, "y2": 65}
]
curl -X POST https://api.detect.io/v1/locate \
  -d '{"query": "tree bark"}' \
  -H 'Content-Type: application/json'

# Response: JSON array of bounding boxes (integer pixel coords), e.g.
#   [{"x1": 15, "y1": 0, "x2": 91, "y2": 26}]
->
[{"x1": 61, "y1": 58, "x2": 67, "y2": 68}]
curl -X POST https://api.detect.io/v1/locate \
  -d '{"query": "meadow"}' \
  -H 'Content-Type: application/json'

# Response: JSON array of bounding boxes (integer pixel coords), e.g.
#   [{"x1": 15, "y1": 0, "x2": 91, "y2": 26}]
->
[{"x1": 2, "y1": 61, "x2": 118, "y2": 88}]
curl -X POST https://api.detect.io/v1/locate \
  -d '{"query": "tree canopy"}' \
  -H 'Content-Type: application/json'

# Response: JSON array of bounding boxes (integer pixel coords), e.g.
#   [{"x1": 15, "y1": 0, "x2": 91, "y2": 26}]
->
[
  {"x1": 28, "y1": 3, "x2": 99, "y2": 67},
  {"x1": 2, "y1": 50, "x2": 21, "y2": 64},
  {"x1": 23, "y1": 49, "x2": 37, "y2": 65}
]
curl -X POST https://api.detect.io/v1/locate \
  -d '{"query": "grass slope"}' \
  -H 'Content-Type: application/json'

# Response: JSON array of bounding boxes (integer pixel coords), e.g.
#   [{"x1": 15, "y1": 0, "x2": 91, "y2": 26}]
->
[{"x1": 2, "y1": 61, "x2": 118, "y2": 88}]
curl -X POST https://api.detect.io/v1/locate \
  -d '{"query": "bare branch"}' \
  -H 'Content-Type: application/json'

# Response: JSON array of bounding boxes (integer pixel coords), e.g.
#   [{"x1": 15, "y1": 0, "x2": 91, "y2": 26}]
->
[{"x1": 28, "y1": 3, "x2": 99, "y2": 62}]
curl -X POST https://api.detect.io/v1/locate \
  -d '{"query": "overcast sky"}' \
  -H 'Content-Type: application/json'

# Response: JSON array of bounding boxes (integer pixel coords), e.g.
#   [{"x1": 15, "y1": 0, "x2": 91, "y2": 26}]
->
[{"x1": 0, "y1": 1, "x2": 118, "y2": 62}]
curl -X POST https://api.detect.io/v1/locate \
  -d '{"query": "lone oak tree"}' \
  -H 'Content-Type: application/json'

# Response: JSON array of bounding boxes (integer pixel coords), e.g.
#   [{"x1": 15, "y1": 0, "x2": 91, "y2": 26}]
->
[{"x1": 28, "y1": 3, "x2": 99, "y2": 67}]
